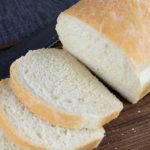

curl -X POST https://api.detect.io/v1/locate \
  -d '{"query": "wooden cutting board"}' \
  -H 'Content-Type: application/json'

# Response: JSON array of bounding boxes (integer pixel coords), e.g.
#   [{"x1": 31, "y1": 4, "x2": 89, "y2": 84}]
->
[{"x1": 99, "y1": 91, "x2": 150, "y2": 150}]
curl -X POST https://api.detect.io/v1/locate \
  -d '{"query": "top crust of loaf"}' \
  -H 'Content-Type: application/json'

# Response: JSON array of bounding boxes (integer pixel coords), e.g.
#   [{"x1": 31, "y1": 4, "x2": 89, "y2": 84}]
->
[{"x1": 64, "y1": 0, "x2": 150, "y2": 71}]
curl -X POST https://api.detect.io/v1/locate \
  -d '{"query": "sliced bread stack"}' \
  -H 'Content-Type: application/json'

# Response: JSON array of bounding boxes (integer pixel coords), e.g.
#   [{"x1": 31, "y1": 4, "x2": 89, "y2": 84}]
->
[
  {"x1": 0, "y1": 48, "x2": 123, "y2": 149},
  {"x1": 56, "y1": 0, "x2": 150, "y2": 104},
  {"x1": 0, "y1": 79, "x2": 105, "y2": 150}
]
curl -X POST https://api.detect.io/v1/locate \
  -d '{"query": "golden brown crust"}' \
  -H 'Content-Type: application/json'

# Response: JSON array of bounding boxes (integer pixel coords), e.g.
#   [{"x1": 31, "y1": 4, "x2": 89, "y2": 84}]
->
[
  {"x1": 10, "y1": 65, "x2": 82, "y2": 129},
  {"x1": 64, "y1": 0, "x2": 150, "y2": 70},
  {"x1": 0, "y1": 109, "x2": 45, "y2": 150},
  {"x1": 140, "y1": 82, "x2": 150, "y2": 99},
  {"x1": 100, "y1": 112, "x2": 121, "y2": 126},
  {"x1": 76, "y1": 138, "x2": 102, "y2": 150}
]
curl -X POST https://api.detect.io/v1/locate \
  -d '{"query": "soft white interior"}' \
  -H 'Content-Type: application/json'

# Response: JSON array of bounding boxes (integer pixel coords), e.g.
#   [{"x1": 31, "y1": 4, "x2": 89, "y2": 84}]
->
[
  {"x1": 0, "y1": 79, "x2": 104, "y2": 150},
  {"x1": 12, "y1": 48, "x2": 122, "y2": 129},
  {"x1": 56, "y1": 14, "x2": 142, "y2": 103}
]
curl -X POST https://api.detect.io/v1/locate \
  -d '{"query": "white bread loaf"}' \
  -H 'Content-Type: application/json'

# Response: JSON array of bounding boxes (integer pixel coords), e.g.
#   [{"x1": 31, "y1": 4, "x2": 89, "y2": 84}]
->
[
  {"x1": 10, "y1": 48, "x2": 123, "y2": 129},
  {"x1": 0, "y1": 129, "x2": 20, "y2": 150},
  {"x1": 56, "y1": 0, "x2": 150, "y2": 103},
  {"x1": 0, "y1": 79, "x2": 105, "y2": 150}
]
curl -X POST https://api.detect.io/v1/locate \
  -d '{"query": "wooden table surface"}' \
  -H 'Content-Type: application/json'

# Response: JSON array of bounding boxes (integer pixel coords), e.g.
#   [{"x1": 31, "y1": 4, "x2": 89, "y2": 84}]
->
[{"x1": 99, "y1": 90, "x2": 150, "y2": 150}]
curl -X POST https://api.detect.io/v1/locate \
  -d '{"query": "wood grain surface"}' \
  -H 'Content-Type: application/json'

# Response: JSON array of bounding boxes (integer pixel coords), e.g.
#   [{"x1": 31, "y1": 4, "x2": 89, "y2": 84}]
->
[{"x1": 99, "y1": 91, "x2": 150, "y2": 150}]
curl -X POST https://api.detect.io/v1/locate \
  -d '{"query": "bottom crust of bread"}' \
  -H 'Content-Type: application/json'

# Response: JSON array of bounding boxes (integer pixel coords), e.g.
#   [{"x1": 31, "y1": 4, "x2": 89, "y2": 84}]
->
[
  {"x1": 76, "y1": 139, "x2": 102, "y2": 150},
  {"x1": 140, "y1": 82, "x2": 150, "y2": 101},
  {"x1": 100, "y1": 111, "x2": 120, "y2": 126}
]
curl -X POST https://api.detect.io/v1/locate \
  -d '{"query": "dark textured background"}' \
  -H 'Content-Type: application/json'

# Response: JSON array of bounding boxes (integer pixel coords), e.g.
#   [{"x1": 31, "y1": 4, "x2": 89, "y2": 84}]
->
[
  {"x1": 0, "y1": 0, "x2": 78, "y2": 48},
  {"x1": 0, "y1": 0, "x2": 79, "y2": 78}
]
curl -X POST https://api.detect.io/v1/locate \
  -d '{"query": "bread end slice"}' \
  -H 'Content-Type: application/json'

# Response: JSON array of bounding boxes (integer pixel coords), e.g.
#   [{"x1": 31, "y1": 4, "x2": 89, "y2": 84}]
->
[
  {"x1": 10, "y1": 68, "x2": 82, "y2": 129},
  {"x1": 10, "y1": 48, "x2": 123, "y2": 129}
]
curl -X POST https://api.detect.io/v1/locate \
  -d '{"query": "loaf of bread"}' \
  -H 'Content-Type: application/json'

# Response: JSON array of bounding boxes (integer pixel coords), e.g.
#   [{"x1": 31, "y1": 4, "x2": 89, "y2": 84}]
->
[
  {"x1": 0, "y1": 79, "x2": 105, "y2": 150},
  {"x1": 10, "y1": 48, "x2": 123, "y2": 129},
  {"x1": 56, "y1": 0, "x2": 150, "y2": 103}
]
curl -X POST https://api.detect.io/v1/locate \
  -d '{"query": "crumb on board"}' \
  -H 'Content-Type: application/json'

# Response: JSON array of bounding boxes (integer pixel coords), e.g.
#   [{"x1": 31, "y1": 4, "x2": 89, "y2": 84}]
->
[
  {"x1": 137, "y1": 110, "x2": 141, "y2": 113},
  {"x1": 131, "y1": 128, "x2": 137, "y2": 133},
  {"x1": 132, "y1": 128, "x2": 135, "y2": 131}
]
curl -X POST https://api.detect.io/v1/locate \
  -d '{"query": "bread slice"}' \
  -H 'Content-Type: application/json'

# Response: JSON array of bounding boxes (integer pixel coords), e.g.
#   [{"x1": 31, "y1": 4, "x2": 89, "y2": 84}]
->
[
  {"x1": 0, "y1": 79, "x2": 105, "y2": 150},
  {"x1": 10, "y1": 48, "x2": 123, "y2": 129},
  {"x1": 56, "y1": 0, "x2": 150, "y2": 104},
  {"x1": 0, "y1": 129, "x2": 21, "y2": 150}
]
